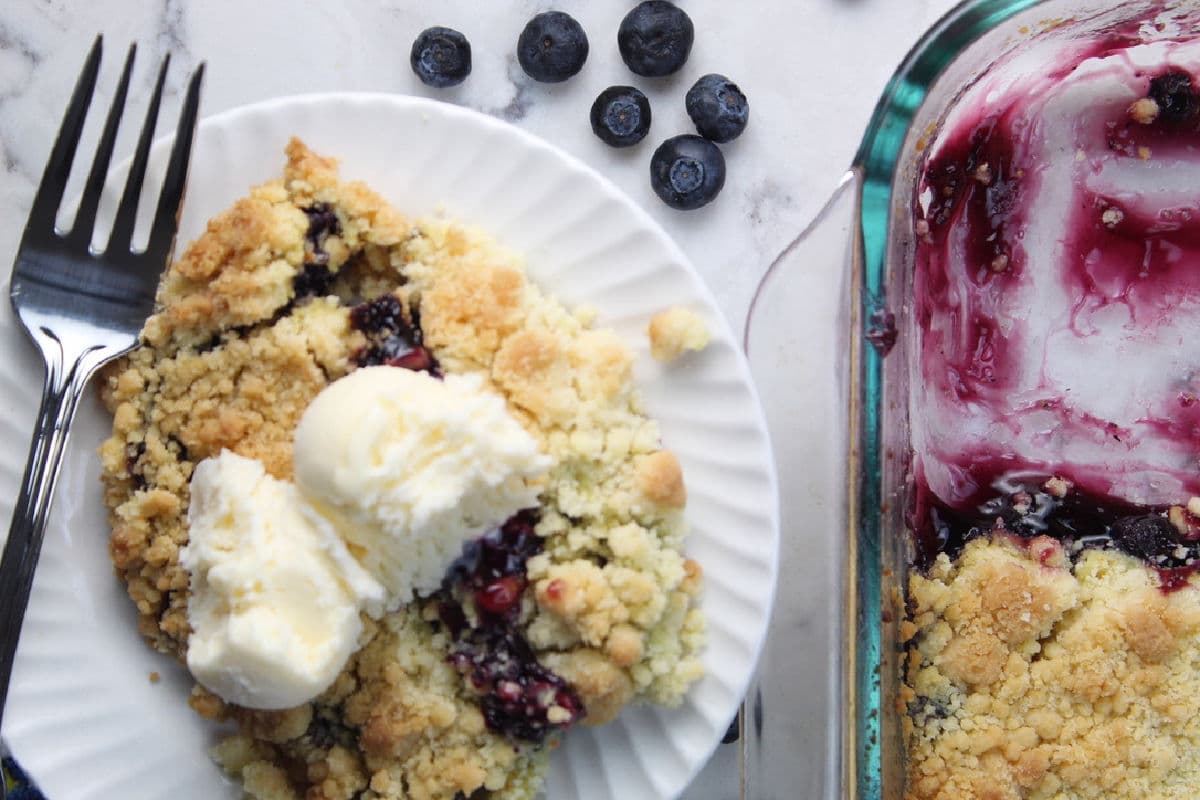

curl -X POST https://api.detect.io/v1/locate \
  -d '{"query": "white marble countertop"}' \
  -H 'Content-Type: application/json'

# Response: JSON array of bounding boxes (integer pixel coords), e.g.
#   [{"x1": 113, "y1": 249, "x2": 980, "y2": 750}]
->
[{"x1": 0, "y1": 0, "x2": 959, "y2": 797}]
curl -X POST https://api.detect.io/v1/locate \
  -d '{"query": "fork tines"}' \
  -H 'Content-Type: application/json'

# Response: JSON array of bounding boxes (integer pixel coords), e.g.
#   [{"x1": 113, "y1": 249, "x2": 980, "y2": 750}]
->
[{"x1": 21, "y1": 35, "x2": 204, "y2": 267}]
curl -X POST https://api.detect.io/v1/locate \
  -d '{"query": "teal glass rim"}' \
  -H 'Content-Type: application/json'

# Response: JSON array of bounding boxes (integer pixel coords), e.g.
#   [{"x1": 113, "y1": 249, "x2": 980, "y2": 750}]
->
[{"x1": 847, "y1": 1, "x2": 1048, "y2": 798}]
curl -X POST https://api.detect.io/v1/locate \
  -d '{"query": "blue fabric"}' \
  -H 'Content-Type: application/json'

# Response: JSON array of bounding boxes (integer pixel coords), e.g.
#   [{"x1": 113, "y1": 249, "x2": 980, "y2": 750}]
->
[{"x1": 2, "y1": 757, "x2": 45, "y2": 800}]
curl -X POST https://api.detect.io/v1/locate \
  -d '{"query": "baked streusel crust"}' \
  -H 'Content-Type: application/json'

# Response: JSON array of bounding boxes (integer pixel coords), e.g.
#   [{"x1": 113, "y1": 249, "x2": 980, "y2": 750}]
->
[
  {"x1": 902, "y1": 535, "x2": 1200, "y2": 800},
  {"x1": 99, "y1": 139, "x2": 704, "y2": 800}
]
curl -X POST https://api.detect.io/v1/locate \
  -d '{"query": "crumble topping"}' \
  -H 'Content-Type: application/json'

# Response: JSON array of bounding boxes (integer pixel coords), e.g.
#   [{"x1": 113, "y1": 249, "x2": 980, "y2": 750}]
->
[
  {"x1": 99, "y1": 139, "x2": 705, "y2": 800},
  {"x1": 647, "y1": 306, "x2": 711, "y2": 362},
  {"x1": 903, "y1": 535, "x2": 1200, "y2": 800}
]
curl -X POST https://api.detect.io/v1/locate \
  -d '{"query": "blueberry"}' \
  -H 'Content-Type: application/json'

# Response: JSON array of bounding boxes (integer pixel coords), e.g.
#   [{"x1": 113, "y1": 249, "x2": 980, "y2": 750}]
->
[
  {"x1": 1148, "y1": 71, "x2": 1199, "y2": 124},
  {"x1": 517, "y1": 11, "x2": 589, "y2": 83},
  {"x1": 1110, "y1": 513, "x2": 1180, "y2": 561},
  {"x1": 410, "y1": 27, "x2": 472, "y2": 88},
  {"x1": 650, "y1": 135, "x2": 726, "y2": 210},
  {"x1": 349, "y1": 294, "x2": 407, "y2": 335},
  {"x1": 686, "y1": 73, "x2": 749, "y2": 143},
  {"x1": 590, "y1": 86, "x2": 651, "y2": 147},
  {"x1": 292, "y1": 263, "x2": 335, "y2": 298},
  {"x1": 303, "y1": 202, "x2": 340, "y2": 246},
  {"x1": 617, "y1": 0, "x2": 694, "y2": 78}
]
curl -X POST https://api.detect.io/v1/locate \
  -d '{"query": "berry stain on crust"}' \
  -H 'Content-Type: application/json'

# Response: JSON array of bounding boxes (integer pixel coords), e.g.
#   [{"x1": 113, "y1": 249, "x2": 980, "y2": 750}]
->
[{"x1": 439, "y1": 511, "x2": 586, "y2": 742}]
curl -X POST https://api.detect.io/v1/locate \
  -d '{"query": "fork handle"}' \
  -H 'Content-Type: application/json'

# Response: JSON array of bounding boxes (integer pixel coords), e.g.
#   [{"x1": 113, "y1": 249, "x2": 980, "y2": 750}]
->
[{"x1": 0, "y1": 348, "x2": 95, "y2": 734}]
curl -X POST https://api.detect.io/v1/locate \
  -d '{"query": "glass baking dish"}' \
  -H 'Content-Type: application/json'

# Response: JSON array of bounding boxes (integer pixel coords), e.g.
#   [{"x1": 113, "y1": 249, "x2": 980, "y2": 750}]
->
[{"x1": 743, "y1": 1, "x2": 1200, "y2": 798}]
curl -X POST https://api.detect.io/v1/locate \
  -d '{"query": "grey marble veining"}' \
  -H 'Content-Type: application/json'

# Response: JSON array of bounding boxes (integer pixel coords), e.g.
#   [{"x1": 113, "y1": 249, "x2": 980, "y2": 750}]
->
[{"x1": 0, "y1": 1, "x2": 960, "y2": 797}]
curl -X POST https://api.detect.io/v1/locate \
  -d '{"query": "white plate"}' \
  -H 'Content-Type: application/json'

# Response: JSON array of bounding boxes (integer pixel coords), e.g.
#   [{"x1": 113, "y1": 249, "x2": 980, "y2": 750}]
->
[{"x1": 1, "y1": 94, "x2": 779, "y2": 800}]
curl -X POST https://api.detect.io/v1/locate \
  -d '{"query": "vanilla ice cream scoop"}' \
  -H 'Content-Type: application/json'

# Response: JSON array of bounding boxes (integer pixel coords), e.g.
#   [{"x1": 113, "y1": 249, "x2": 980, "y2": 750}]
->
[
  {"x1": 293, "y1": 366, "x2": 551, "y2": 606},
  {"x1": 181, "y1": 451, "x2": 385, "y2": 710}
]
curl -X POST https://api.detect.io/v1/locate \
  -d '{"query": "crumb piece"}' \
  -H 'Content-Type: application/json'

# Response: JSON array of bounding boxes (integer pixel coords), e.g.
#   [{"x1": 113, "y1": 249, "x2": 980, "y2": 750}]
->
[
  {"x1": 637, "y1": 450, "x2": 687, "y2": 509},
  {"x1": 149, "y1": 671, "x2": 161, "y2": 684},
  {"x1": 1042, "y1": 475, "x2": 1072, "y2": 498},
  {"x1": 1101, "y1": 207, "x2": 1125, "y2": 228},
  {"x1": 543, "y1": 649, "x2": 634, "y2": 727},
  {"x1": 989, "y1": 254, "x2": 1009, "y2": 273},
  {"x1": 1129, "y1": 96, "x2": 1161, "y2": 124},
  {"x1": 1187, "y1": 496, "x2": 1200, "y2": 517},
  {"x1": 1170, "y1": 505, "x2": 1188, "y2": 534},
  {"x1": 648, "y1": 307, "x2": 710, "y2": 362},
  {"x1": 973, "y1": 162, "x2": 993, "y2": 185},
  {"x1": 1138, "y1": 145, "x2": 1153, "y2": 160}
]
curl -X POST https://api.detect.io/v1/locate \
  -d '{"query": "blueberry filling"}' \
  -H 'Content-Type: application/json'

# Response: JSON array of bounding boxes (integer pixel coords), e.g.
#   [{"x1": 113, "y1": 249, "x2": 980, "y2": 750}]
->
[
  {"x1": 348, "y1": 294, "x2": 440, "y2": 375},
  {"x1": 450, "y1": 626, "x2": 584, "y2": 743},
  {"x1": 918, "y1": 480, "x2": 1200, "y2": 591},
  {"x1": 292, "y1": 262, "x2": 336, "y2": 298},
  {"x1": 1148, "y1": 71, "x2": 1199, "y2": 125},
  {"x1": 293, "y1": 203, "x2": 341, "y2": 298},
  {"x1": 349, "y1": 293, "x2": 407, "y2": 335},
  {"x1": 125, "y1": 440, "x2": 147, "y2": 490},
  {"x1": 304, "y1": 713, "x2": 358, "y2": 751},
  {"x1": 438, "y1": 511, "x2": 586, "y2": 742},
  {"x1": 304, "y1": 203, "x2": 341, "y2": 259}
]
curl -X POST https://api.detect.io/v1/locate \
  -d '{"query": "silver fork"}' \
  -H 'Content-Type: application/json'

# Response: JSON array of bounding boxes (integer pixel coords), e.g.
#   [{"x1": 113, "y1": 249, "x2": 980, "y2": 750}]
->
[{"x1": 0, "y1": 35, "x2": 203, "y2": 782}]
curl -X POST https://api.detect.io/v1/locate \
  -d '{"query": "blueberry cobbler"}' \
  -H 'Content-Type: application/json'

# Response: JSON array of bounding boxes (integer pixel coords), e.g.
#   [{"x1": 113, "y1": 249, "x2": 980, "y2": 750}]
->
[
  {"x1": 901, "y1": 31, "x2": 1200, "y2": 800},
  {"x1": 99, "y1": 139, "x2": 705, "y2": 800}
]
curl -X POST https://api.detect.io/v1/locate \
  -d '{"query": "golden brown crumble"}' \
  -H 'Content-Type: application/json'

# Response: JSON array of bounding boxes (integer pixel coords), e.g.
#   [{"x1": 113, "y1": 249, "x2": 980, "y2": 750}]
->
[
  {"x1": 903, "y1": 535, "x2": 1200, "y2": 800},
  {"x1": 647, "y1": 306, "x2": 710, "y2": 362},
  {"x1": 100, "y1": 139, "x2": 704, "y2": 800},
  {"x1": 1129, "y1": 96, "x2": 1160, "y2": 125}
]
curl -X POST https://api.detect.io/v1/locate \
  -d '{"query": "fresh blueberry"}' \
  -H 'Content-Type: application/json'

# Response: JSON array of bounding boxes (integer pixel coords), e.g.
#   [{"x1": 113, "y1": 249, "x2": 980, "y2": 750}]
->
[
  {"x1": 686, "y1": 74, "x2": 749, "y2": 143},
  {"x1": 650, "y1": 135, "x2": 726, "y2": 210},
  {"x1": 410, "y1": 27, "x2": 472, "y2": 88},
  {"x1": 1148, "y1": 71, "x2": 1199, "y2": 124},
  {"x1": 590, "y1": 86, "x2": 651, "y2": 147},
  {"x1": 517, "y1": 11, "x2": 589, "y2": 83},
  {"x1": 617, "y1": 0, "x2": 694, "y2": 78}
]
